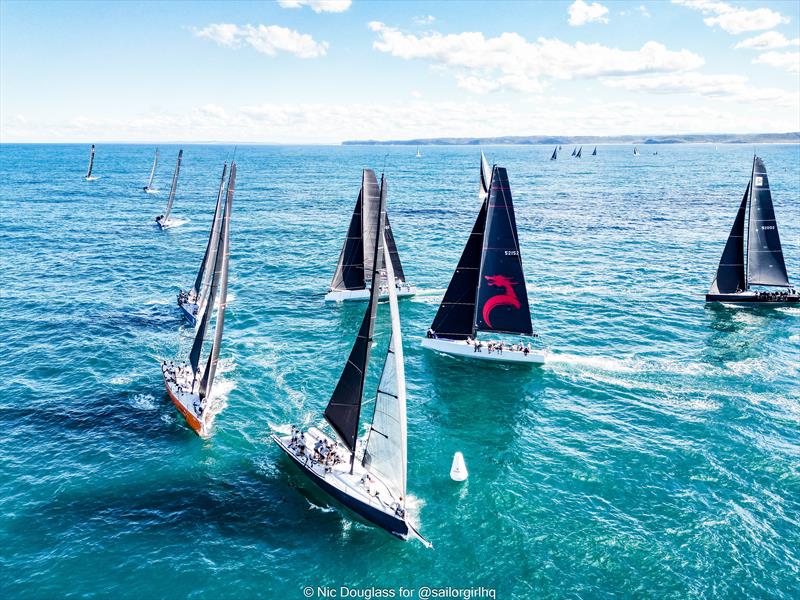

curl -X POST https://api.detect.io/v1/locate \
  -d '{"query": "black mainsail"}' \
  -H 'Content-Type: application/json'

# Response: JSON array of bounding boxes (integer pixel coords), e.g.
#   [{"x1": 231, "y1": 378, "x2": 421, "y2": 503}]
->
[
  {"x1": 592, "y1": 147, "x2": 597, "y2": 156},
  {"x1": 576, "y1": 146, "x2": 582, "y2": 158},
  {"x1": 163, "y1": 149, "x2": 183, "y2": 222},
  {"x1": 86, "y1": 144, "x2": 95, "y2": 178},
  {"x1": 709, "y1": 183, "x2": 748, "y2": 295},
  {"x1": 571, "y1": 147, "x2": 577, "y2": 157},
  {"x1": 473, "y1": 166, "x2": 533, "y2": 336},
  {"x1": 191, "y1": 162, "x2": 227, "y2": 304},
  {"x1": 324, "y1": 174, "x2": 386, "y2": 455},
  {"x1": 747, "y1": 157, "x2": 789, "y2": 287}
]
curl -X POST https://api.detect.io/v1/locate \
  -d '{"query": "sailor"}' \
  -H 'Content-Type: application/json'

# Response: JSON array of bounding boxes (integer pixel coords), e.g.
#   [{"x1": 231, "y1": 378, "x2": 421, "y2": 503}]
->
[
  {"x1": 426, "y1": 328, "x2": 434, "y2": 339},
  {"x1": 297, "y1": 433, "x2": 306, "y2": 455}
]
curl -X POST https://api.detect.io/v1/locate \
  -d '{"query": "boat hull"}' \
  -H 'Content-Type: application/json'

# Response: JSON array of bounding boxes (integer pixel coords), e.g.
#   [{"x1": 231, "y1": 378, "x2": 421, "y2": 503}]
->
[
  {"x1": 272, "y1": 433, "x2": 409, "y2": 541},
  {"x1": 421, "y1": 337, "x2": 546, "y2": 365},
  {"x1": 178, "y1": 299, "x2": 198, "y2": 326},
  {"x1": 325, "y1": 284, "x2": 417, "y2": 303},
  {"x1": 706, "y1": 292, "x2": 799, "y2": 305},
  {"x1": 161, "y1": 364, "x2": 207, "y2": 437},
  {"x1": 155, "y1": 217, "x2": 177, "y2": 230}
]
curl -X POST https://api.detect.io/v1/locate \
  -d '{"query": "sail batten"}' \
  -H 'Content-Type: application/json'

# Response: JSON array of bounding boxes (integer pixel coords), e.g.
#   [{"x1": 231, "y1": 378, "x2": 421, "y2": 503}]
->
[
  {"x1": 163, "y1": 149, "x2": 183, "y2": 222},
  {"x1": 746, "y1": 157, "x2": 790, "y2": 287}
]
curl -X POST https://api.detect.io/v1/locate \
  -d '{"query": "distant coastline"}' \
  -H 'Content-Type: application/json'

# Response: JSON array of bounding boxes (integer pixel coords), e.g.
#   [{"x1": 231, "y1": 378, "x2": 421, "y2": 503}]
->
[{"x1": 342, "y1": 132, "x2": 800, "y2": 146}]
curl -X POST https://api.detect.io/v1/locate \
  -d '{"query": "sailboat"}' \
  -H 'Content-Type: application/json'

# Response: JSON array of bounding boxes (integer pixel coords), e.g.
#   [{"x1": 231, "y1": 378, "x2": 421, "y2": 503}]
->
[
  {"x1": 325, "y1": 169, "x2": 416, "y2": 302},
  {"x1": 422, "y1": 156, "x2": 546, "y2": 364},
  {"x1": 576, "y1": 146, "x2": 583, "y2": 158},
  {"x1": 415, "y1": 146, "x2": 422, "y2": 158},
  {"x1": 591, "y1": 147, "x2": 597, "y2": 156},
  {"x1": 550, "y1": 147, "x2": 558, "y2": 160},
  {"x1": 84, "y1": 144, "x2": 97, "y2": 180},
  {"x1": 161, "y1": 163, "x2": 235, "y2": 437},
  {"x1": 143, "y1": 147, "x2": 159, "y2": 193},
  {"x1": 706, "y1": 156, "x2": 797, "y2": 305},
  {"x1": 571, "y1": 147, "x2": 577, "y2": 157},
  {"x1": 177, "y1": 163, "x2": 228, "y2": 325},
  {"x1": 633, "y1": 146, "x2": 641, "y2": 156},
  {"x1": 155, "y1": 149, "x2": 183, "y2": 229},
  {"x1": 273, "y1": 176, "x2": 430, "y2": 546}
]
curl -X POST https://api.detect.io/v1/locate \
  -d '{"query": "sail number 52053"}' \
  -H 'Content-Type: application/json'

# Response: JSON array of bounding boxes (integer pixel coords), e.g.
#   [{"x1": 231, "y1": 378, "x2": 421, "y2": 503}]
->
[{"x1": 505, "y1": 250, "x2": 519, "y2": 256}]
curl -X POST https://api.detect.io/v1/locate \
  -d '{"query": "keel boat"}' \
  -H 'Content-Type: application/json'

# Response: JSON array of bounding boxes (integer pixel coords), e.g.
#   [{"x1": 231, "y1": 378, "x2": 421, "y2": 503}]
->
[
  {"x1": 706, "y1": 156, "x2": 797, "y2": 305},
  {"x1": 155, "y1": 149, "x2": 183, "y2": 229},
  {"x1": 422, "y1": 157, "x2": 546, "y2": 364},
  {"x1": 143, "y1": 147, "x2": 159, "y2": 193},
  {"x1": 273, "y1": 176, "x2": 430, "y2": 546},
  {"x1": 325, "y1": 169, "x2": 415, "y2": 302},
  {"x1": 550, "y1": 146, "x2": 558, "y2": 161},
  {"x1": 178, "y1": 163, "x2": 228, "y2": 325},
  {"x1": 161, "y1": 163, "x2": 235, "y2": 437}
]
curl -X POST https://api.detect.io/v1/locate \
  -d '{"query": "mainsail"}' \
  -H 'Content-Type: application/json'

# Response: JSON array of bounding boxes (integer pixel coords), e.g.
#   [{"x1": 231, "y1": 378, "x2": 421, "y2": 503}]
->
[
  {"x1": 146, "y1": 148, "x2": 159, "y2": 189},
  {"x1": 163, "y1": 149, "x2": 183, "y2": 221},
  {"x1": 86, "y1": 145, "x2": 95, "y2": 178},
  {"x1": 709, "y1": 183, "x2": 748, "y2": 294},
  {"x1": 192, "y1": 162, "x2": 228, "y2": 305},
  {"x1": 550, "y1": 147, "x2": 557, "y2": 160},
  {"x1": 576, "y1": 147, "x2": 582, "y2": 158},
  {"x1": 363, "y1": 232, "x2": 407, "y2": 501},
  {"x1": 361, "y1": 170, "x2": 382, "y2": 281},
  {"x1": 592, "y1": 147, "x2": 597, "y2": 156},
  {"x1": 747, "y1": 157, "x2": 790, "y2": 287},
  {"x1": 324, "y1": 175, "x2": 386, "y2": 453},
  {"x1": 474, "y1": 166, "x2": 533, "y2": 336},
  {"x1": 571, "y1": 147, "x2": 577, "y2": 157}
]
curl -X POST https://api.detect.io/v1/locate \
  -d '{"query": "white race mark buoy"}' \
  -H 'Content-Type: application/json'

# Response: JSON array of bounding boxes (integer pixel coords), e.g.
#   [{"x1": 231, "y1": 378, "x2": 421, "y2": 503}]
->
[{"x1": 450, "y1": 452, "x2": 468, "y2": 481}]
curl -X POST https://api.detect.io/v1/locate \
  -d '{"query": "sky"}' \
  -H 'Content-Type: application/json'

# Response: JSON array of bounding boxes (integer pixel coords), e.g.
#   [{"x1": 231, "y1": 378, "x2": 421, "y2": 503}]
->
[{"x1": 1, "y1": 0, "x2": 799, "y2": 143}]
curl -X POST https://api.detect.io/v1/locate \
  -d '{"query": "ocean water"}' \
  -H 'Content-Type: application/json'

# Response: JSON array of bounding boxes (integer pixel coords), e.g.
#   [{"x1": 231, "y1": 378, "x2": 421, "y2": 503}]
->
[{"x1": 1, "y1": 143, "x2": 799, "y2": 599}]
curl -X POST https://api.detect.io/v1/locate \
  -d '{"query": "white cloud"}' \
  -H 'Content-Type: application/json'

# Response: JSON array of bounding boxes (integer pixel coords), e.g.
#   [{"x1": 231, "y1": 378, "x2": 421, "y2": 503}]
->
[
  {"x1": 637, "y1": 5, "x2": 651, "y2": 18},
  {"x1": 413, "y1": 15, "x2": 436, "y2": 25},
  {"x1": 736, "y1": 31, "x2": 800, "y2": 50},
  {"x1": 368, "y1": 22, "x2": 702, "y2": 93},
  {"x1": 672, "y1": 0, "x2": 790, "y2": 34},
  {"x1": 194, "y1": 23, "x2": 329, "y2": 58},
  {"x1": 753, "y1": 50, "x2": 800, "y2": 73},
  {"x1": 277, "y1": 0, "x2": 351, "y2": 13},
  {"x1": 568, "y1": 0, "x2": 610, "y2": 26}
]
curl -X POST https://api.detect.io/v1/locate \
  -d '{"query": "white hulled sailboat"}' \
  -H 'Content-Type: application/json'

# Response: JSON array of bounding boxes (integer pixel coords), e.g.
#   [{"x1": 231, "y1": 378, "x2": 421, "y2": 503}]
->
[
  {"x1": 325, "y1": 169, "x2": 416, "y2": 302},
  {"x1": 143, "y1": 147, "x2": 159, "y2": 193},
  {"x1": 161, "y1": 163, "x2": 235, "y2": 437},
  {"x1": 274, "y1": 175, "x2": 430, "y2": 546},
  {"x1": 422, "y1": 153, "x2": 546, "y2": 364},
  {"x1": 155, "y1": 149, "x2": 183, "y2": 229}
]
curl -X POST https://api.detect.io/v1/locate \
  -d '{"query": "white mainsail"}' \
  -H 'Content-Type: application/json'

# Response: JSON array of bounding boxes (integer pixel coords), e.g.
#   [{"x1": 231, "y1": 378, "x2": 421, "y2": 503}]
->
[{"x1": 146, "y1": 148, "x2": 159, "y2": 189}]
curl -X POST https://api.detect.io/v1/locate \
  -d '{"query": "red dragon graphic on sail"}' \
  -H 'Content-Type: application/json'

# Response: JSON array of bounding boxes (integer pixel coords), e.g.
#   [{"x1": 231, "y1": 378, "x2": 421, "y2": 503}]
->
[{"x1": 482, "y1": 275, "x2": 520, "y2": 328}]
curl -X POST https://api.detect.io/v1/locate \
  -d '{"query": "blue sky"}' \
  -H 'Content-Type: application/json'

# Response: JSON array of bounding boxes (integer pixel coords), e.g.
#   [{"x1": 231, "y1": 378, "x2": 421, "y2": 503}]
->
[{"x1": 1, "y1": 0, "x2": 798, "y2": 142}]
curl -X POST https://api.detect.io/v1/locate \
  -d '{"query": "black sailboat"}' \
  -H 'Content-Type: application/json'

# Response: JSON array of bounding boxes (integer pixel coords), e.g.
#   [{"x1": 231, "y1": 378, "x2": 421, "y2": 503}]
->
[
  {"x1": 706, "y1": 156, "x2": 797, "y2": 304},
  {"x1": 325, "y1": 169, "x2": 415, "y2": 302},
  {"x1": 143, "y1": 147, "x2": 159, "y2": 193},
  {"x1": 550, "y1": 147, "x2": 558, "y2": 160},
  {"x1": 177, "y1": 163, "x2": 228, "y2": 325},
  {"x1": 634, "y1": 146, "x2": 640, "y2": 156},
  {"x1": 576, "y1": 146, "x2": 583, "y2": 158},
  {"x1": 161, "y1": 163, "x2": 236, "y2": 437},
  {"x1": 571, "y1": 147, "x2": 577, "y2": 157},
  {"x1": 155, "y1": 149, "x2": 183, "y2": 229},
  {"x1": 84, "y1": 144, "x2": 96, "y2": 180},
  {"x1": 422, "y1": 156, "x2": 545, "y2": 364},
  {"x1": 591, "y1": 147, "x2": 597, "y2": 156},
  {"x1": 273, "y1": 174, "x2": 430, "y2": 546}
]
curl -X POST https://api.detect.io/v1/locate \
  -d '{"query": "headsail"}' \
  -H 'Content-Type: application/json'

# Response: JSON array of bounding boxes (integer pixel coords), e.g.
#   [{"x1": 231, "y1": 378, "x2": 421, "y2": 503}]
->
[
  {"x1": 709, "y1": 182, "x2": 748, "y2": 294},
  {"x1": 479, "y1": 150, "x2": 492, "y2": 201},
  {"x1": 330, "y1": 188, "x2": 366, "y2": 291},
  {"x1": 474, "y1": 166, "x2": 533, "y2": 336},
  {"x1": 146, "y1": 148, "x2": 159, "y2": 189},
  {"x1": 163, "y1": 149, "x2": 183, "y2": 221},
  {"x1": 199, "y1": 163, "x2": 235, "y2": 400},
  {"x1": 384, "y1": 212, "x2": 406, "y2": 283},
  {"x1": 192, "y1": 162, "x2": 227, "y2": 304},
  {"x1": 747, "y1": 156, "x2": 790, "y2": 287},
  {"x1": 363, "y1": 230, "x2": 407, "y2": 501},
  {"x1": 86, "y1": 144, "x2": 95, "y2": 178},
  {"x1": 324, "y1": 174, "x2": 386, "y2": 453}
]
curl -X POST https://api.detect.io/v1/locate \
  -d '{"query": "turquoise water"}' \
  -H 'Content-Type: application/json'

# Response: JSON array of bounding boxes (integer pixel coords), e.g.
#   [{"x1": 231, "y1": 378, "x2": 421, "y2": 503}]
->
[{"x1": 1, "y1": 143, "x2": 799, "y2": 599}]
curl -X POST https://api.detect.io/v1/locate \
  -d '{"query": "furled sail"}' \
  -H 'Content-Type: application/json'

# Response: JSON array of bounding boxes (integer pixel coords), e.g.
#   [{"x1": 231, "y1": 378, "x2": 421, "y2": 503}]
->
[
  {"x1": 363, "y1": 232, "x2": 407, "y2": 500},
  {"x1": 146, "y1": 148, "x2": 159, "y2": 189},
  {"x1": 474, "y1": 166, "x2": 533, "y2": 336},
  {"x1": 192, "y1": 162, "x2": 227, "y2": 304},
  {"x1": 430, "y1": 196, "x2": 488, "y2": 340},
  {"x1": 325, "y1": 176, "x2": 386, "y2": 453},
  {"x1": 709, "y1": 182, "x2": 748, "y2": 294},
  {"x1": 163, "y1": 149, "x2": 183, "y2": 221},
  {"x1": 480, "y1": 150, "x2": 492, "y2": 201},
  {"x1": 86, "y1": 145, "x2": 95, "y2": 178},
  {"x1": 550, "y1": 147, "x2": 557, "y2": 160},
  {"x1": 747, "y1": 157, "x2": 790, "y2": 287},
  {"x1": 199, "y1": 163, "x2": 235, "y2": 400}
]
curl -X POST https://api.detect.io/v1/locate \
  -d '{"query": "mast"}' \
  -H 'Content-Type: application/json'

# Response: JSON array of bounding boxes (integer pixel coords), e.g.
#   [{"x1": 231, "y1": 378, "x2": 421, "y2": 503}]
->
[
  {"x1": 199, "y1": 163, "x2": 235, "y2": 401},
  {"x1": 324, "y1": 172, "x2": 386, "y2": 464},
  {"x1": 192, "y1": 162, "x2": 227, "y2": 304},
  {"x1": 163, "y1": 149, "x2": 183, "y2": 221},
  {"x1": 746, "y1": 156, "x2": 790, "y2": 287},
  {"x1": 709, "y1": 182, "x2": 748, "y2": 294},
  {"x1": 146, "y1": 148, "x2": 159, "y2": 189},
  {"x1": 473, "y1": 166, "x2": 533, "y2": 336},
  {"x1": 86, "y1": 144, "x2": 95, "y2": 178}
]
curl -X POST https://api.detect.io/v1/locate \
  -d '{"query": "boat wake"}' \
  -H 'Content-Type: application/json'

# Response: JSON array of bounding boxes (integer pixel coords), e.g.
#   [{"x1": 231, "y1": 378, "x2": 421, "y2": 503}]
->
[
  {"x1": 130, "y1": 393, "x2": 158, "y2": 411},
  {"x1": 547, "y1": 352, "x2": 711, "y2": 378},
  {"x1": 85, "y1": 176, "x2": 100, "y2": 181}
]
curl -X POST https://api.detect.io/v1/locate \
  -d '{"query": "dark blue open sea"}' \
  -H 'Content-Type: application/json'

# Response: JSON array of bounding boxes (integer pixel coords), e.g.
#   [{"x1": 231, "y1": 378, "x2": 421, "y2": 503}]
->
[{"x1": 1, "y1": 143, "x2": 799, "y2": 599}]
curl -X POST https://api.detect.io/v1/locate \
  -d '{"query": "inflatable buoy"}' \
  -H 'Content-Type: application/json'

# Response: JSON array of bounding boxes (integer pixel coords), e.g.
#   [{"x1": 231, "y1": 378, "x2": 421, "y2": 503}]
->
[{"x1": 450, "y1": 452, "x2": 468, "y2": 481}]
